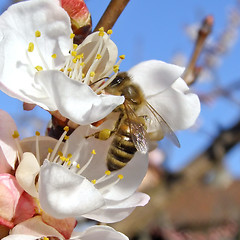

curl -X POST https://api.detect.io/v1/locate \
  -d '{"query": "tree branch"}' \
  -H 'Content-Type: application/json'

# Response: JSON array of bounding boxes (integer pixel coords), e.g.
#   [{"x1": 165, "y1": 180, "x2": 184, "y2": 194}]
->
[{"x1": 94, "y1": 0, "x2": 130, "y2": 32}]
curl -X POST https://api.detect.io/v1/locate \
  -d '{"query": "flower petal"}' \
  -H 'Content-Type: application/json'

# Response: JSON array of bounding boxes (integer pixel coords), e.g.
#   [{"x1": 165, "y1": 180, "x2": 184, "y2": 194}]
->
[
  {"x1": 72, "y1": 225, "x2": 128, "y2": 240},
  {"x1": 128, "y1": 60, "x2": 184, "y2": 97},
  {"x1": 20, "y1": 136, "x2": 58, "y2": 165},
  {"x1": 15, "y1": 152, "x2": 40, "y2": 198},
  {"x1": 9, "y1": 216, "x2": 64, "y2": 239},
  {"x1": 0, "y1": 110, "x2": 17, "y2": 172},
  {"x1": 0, "y1": 0, "x2": 72, "y2": 103},
  {"x1": 99, "y1": 152, "x2": 148, "y2": 201},
  {"x1": 13, "y1": 192, "x2": 36, "y2": 225},
  {"x1": 41, "y1": 211, "x2": 76, "y2": 239},
  {"x1": 83, "y1": 192, "x2": 150, "y2": 223},
  {"x1": 39, "y1": 160, "x2": 105, "y2": 219},
  {"x1": 0, "y1": 174, "x2": 23, "y2": 223},
  {"x1": 32, "y1": 70, "x2": 124, "y2": 124},
  {"x1": 77, "y1": 32, "x2": 118, "y2": 80},
  {"x1": 146, "y1": 78, "x2": 200, "y2": 131},
  {"x1": 63, "y1": 126, "x2": 148, "y2": 201},
  {"x1": 2, "y1": 235, "x2": 39, "y2": 240}
]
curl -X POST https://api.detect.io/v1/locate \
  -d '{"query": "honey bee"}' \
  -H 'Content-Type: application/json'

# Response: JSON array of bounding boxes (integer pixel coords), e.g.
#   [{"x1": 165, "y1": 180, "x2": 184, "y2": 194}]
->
[{"x1": 90, "y1": 72, "x2": 180, "y2": 171}]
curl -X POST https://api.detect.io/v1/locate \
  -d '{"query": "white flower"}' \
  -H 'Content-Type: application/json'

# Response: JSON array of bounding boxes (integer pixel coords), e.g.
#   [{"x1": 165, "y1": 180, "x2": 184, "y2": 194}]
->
[
  {"x1": 13, "y1": 124, "x2": 149, "y2": 223},
  {"x1": 0, "y1": 0, "x2": 124, "y2": 125},
  {"x1": 3, "y1": 221, "x2": 128, "y2": 240},
  {"x1": 127, "y1": 60, "x2": 201, "y2": 143}
]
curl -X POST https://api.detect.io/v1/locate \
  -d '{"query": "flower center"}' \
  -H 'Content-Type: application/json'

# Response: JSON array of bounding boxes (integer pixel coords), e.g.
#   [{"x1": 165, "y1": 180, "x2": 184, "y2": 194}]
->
[
  {"x1": 26, "y1": 28, "x2": 125, "y2": 94},
  {"x1": 13, "y1": 127, "x2": 123, "y2": 193}
]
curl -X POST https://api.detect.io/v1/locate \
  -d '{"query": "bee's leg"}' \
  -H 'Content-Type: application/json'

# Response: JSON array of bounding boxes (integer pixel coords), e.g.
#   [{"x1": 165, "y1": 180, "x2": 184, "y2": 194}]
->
[{"x1": 85, "y1": 113, "x2": 124, "y2": 140}]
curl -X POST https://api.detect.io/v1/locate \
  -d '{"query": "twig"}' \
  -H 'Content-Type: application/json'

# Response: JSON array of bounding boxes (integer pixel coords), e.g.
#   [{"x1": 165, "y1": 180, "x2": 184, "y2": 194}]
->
[
  {"x1": 182, "y1": 15, "x2": 213, "y2": 85},
  {"x1": 94, "y1": 0, "x2": 130, "y2": 32}
]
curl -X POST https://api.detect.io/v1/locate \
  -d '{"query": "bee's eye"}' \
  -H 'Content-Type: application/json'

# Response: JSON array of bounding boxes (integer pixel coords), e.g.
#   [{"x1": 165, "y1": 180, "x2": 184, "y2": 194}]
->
[{"x1": 110, "y1": 75, "x2": 123, "y2": 87}]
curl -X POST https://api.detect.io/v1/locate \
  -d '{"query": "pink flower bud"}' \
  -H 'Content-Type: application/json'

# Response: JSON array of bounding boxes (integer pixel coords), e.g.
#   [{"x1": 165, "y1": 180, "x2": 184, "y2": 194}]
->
[{"x1": 61, "y1": 0, "x2": 92, "y2": 44}]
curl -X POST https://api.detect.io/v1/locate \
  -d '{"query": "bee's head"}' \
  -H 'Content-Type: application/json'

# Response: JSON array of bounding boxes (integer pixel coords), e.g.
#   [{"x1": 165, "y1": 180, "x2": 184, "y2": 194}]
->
[
  {"x1": 105, "y1": 72, "x2": 130, "y2": 95},
  {"x1": 109, "y1": 72, "x2": 129, "y2": 87}
]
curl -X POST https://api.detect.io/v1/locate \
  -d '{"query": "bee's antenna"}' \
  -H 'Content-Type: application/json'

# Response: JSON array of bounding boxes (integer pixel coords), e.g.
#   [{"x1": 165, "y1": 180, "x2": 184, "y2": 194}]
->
[{"x1": 89, "y1": 77, "x2": 109, "y2": 86}]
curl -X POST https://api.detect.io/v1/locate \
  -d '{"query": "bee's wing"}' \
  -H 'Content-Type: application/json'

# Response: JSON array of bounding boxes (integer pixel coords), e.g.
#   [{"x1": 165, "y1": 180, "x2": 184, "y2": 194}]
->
[
  {"x1": 146, "y1": 101, "x2": 180, "y2": 148},
  {"x1": 124, "y1": 102, "x2": 148, "y2": 154}
]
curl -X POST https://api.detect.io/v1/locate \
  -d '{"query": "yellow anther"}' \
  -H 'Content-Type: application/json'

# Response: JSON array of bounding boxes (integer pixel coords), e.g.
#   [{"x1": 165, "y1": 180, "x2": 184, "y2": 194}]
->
[
  {"x1": 72, "y1": 58, "x2": 77, "y2": 63},
  {"x1": 35, "y1": 131, "x2": 40, "y2": 136},
  {"x1": 67, "y1": 67, "x2": 72, "y2": 72},
  {"x1": 90, "y1": 71, "x2": 95, "y2": 77},
  {"x1": 76, "y1": 55, "x2": 81, "y2": 60},
  {"x1": 98, "y1": 27, "x2": 104, "y2": 32},
  {"x1": 113, "y1": 65, "x2": 119, "y2": 73},
  {"x1": 105, "y1": 170, "x2": 111, "y2": 176},
  {"x1": 70, "y1": 33, "x2": 75, "y2": 39},
  {"x1": 60, "y1": 156, "x2": 66, "y2": 161},
  {"x1": 118, "y1": 174, "x2": 124, "y2": 180},
  {"x1": 119, "y1": 55, "x2": 125, "y2": 60},
  {"x1": 58, "y1": 151, "x2": 63, "y2": 157},
  {"x1": 51, "y1": 54, "x2": 57, "y2": 59},
  {"x1": 43, "y1": 237, "x2": 49, "y2": 240},
  {"x1": 67, "y1": 153, "x2": 73, "y2": 159},
  {"x1": 79, "y1": 62, "x2": 85, "y2": 66},
  {"x1": 82, "y1": 73, "x2": 85, "y2": 78},
  {"x1": 64, "y1": 135, "x2": 69, "y2": 140},
  {"x1": 12, "y1": 130, "x2": 19, "y2": 139},
  {"x1": 60, "y1": 68, "x2": 64, "y2": 72},
  {"x1": 67, "y1": 160, "x2": 71, "y2": 166},
  {"x1": 73, "y1": 44, "x2": 78, "y2": 49},
  {"x1": 91, "y1": 179, "x2": 96, "y2": 184},
  {"x1": 96, "y1": 54, "x2": 102, "y2": 60},
  {"x1": 107, "y1": 29, "x2": 113, "y2": 35},
  {"x1": 28, "y1": 42, "x2": 34, "y2": 52},
  {"x1": 64, "y1": 126, "x2": 69, "y2": 132},
  {"x1": 76, "y1": 163, "x2": 80, "y2": 169},
  {"x1": 35, "y1": 66, "x2": 43, "y2": 71},
  {"x1": 99, "y1": 129, "x2": 111, "y2": 140},
  {"x1": 91, "y1": 149, "x2": 96, "y2": 155},
  {"x1": 79, "y1": 53, "x2": 84, "y2": 59},
  {"x1": 71, "y1": 51, "x2": 77, "y2": 57},
  {"x1": 48, "y1": 148, "x2": 53, "y2": 153},
  {"x1": 35, "y1": 30, "x2": 41, "y2": 37}
]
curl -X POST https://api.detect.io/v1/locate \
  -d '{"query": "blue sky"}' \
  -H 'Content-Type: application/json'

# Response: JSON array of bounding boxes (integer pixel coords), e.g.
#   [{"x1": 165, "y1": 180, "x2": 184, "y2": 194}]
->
[{"x1": 0, "y1": 0, "x2": 240, "y2": 175}]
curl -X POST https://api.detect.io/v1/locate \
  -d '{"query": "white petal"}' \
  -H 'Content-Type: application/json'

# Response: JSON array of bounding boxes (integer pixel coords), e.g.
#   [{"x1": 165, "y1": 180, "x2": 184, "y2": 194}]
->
[
  {"x1": 64, "y1": 126, "x2": 148, "y2": 201},
  {"x1": 9, "y1": 216, "x2": 64, "y2": 239},
  {"x1": 146, "y1": 78, "x2": 200, "y2": 131},
  {"x1": 0, "y1": 110, "x2": 17, "y2": 171},
  {"x1": 20, "y1": 136, "x2": 59, "y2": 165},
  {"x1": 2, "y1": 235, "x2": 39, "y2": 240},
  {"x1": 100, "y1": 152, "x2": 148, "y2": 201},
  {"x1": 128, "y1": 60, "x2": 184, "y2": 97},
  {"x1": 15, "y1": 152, "x2": 40, "y2": 198},
  {"x1": 72, "y1": 225, "x2": 128, "y2": 240},
  {"x1": 33, "y1": 70, "x2": 124, "y2": 124},
  {"x1": 39, "y1": 160, "x2": 105, "y2": 219},
  {"x1": 77, "y1": 32, "x2": 118, "y2": 79},
  {"x1": 0, "y1": 0, "x2": 72, "y2": 103},
  {"x1": 83, "y1": 192, "x2": 150, "y2": 223}
]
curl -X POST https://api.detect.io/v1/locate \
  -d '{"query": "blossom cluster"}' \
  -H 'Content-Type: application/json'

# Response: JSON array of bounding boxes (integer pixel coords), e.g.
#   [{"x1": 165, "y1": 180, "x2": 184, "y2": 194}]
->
[{"x1": 0, "y1": 0, "x2": 200, "y2": 239}]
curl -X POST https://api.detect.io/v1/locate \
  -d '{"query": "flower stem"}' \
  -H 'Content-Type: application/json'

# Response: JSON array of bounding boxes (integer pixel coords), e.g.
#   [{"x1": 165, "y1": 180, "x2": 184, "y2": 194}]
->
[
  {"x1": 94, "y1": 0, "x2": 130, "y2": 32},
  {"x1": 182, "y1": 15, "x2": 213, "y2": 85}
]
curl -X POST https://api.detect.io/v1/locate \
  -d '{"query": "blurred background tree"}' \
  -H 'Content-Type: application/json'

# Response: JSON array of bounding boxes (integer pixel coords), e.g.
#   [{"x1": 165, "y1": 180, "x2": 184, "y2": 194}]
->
[{"x1": 1, "y1": 0, "x2": 240, "y2": 239}]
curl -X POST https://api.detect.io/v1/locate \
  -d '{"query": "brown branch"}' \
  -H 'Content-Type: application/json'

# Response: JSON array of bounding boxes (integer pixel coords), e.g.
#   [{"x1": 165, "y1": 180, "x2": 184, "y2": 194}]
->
[
  {"x1": 93, "y1": 0, "x2": 130, "y2": 32},
  {"x1": 182, "y1": 15, "x2": 213, "y2": 85}
]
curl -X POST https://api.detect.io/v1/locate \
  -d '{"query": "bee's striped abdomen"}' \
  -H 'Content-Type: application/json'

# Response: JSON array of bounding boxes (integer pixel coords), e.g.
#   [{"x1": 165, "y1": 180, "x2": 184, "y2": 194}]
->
[{"x1": 107, "y1": 118, "x2": 137, "y2": 171}]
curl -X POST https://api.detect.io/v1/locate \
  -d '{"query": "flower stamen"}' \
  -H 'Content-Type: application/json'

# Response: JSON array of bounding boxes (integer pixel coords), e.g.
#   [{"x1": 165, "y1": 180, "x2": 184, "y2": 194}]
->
[
  {"x1": 35, "y1": 131, "x2": 40, "y2": 164},
  {"x1": 49, "y1": 126, "x2": 69, "y2": 162},
  {"x1": 77, "y1": 149, "x2": 96, "y2": 175}
]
